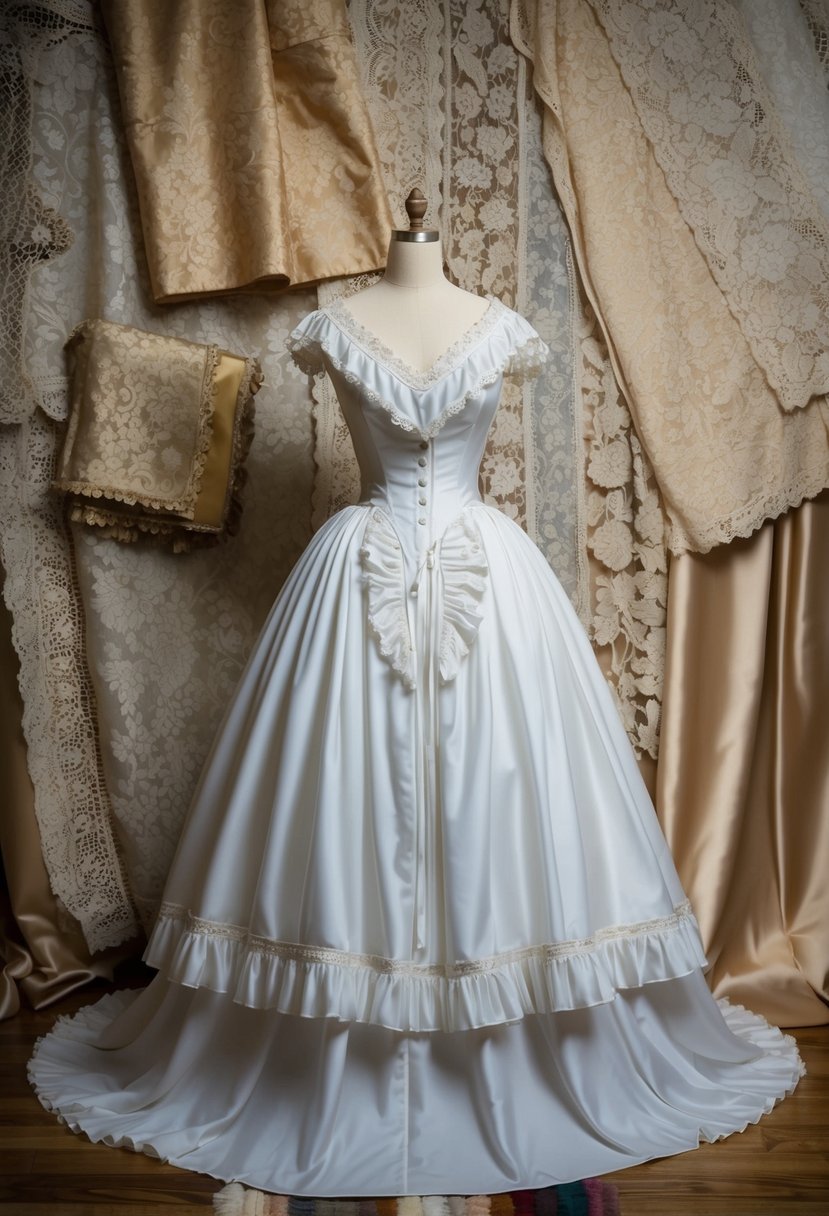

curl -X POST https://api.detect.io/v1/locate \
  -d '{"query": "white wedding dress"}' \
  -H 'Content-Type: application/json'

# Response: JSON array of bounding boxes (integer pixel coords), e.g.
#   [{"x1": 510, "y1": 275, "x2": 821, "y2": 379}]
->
[{"x1": 29, "y1": 296, "x2": 803, "y2": 1196}]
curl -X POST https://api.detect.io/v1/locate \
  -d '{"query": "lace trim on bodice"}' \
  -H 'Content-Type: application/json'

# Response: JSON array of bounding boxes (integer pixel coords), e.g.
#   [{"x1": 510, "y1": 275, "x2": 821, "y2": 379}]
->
[
  {"x1": 323, "y1": 295, "x2": 505, "y2": 389},
  {"x1": 286, "y1": 298, "x2": 549, "y2": 441},
  {"x1": 358, "y1": 507, "x2": 489, "y2": 689}
]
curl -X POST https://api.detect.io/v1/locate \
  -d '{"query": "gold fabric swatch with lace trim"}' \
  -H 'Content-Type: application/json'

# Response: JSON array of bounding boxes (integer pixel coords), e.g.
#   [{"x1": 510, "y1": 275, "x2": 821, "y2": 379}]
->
[{"x1": 53, "y1": 319, "x2": 261, "y2": 552}]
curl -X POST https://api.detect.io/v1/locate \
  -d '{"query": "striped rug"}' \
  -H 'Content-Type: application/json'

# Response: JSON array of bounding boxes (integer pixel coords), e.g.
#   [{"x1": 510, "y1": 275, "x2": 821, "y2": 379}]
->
[{"x1": 213, "y1": 1182, "x2": 620, "y2": 1216}]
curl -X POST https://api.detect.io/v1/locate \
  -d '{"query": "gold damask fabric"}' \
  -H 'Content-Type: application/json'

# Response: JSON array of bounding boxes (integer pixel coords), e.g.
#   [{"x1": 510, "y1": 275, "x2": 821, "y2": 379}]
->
[
  {"x1": 511, "y1": 0, "x2": 829, "y2": 555},
  {"x1": 100, "y1": 0, "x2": 393, "y2": 302},
  {"x1": 53, "y1": 319, "x2": 261, "y2": 552}
]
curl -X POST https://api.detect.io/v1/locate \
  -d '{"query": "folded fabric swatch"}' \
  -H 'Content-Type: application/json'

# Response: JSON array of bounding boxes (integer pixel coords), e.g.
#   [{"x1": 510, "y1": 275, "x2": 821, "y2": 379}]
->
[{"x1": 53, "y1": 319, "x2": 261, "y2": 552}]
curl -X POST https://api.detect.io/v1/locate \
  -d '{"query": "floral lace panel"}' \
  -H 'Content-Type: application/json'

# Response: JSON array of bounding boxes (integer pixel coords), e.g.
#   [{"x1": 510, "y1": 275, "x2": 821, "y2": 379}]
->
[
  {"x1": 580, "y1": 295, "x2": 668, "y2": 760},
  {"x1": 589, "y1": 0, "x2": 829, "y2": 411},
  {"x1": 19, "y1": 3, "x2": 317, "y2": 942},
  {"x1": 513, "y1": 0, "x2": 829, "y2": 559},
  {"x1": 0, "y1": 4, "x2": 75, "y2": 425}
]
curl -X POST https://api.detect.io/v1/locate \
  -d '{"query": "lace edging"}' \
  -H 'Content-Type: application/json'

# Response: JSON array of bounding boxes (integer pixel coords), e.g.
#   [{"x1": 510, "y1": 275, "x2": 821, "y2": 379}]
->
[
  {"x1": 286, "y1": 316, "x2": 549, "y2": 441},
  {"x1": 667, "y1": 455, "x2": 829, "y2": 556}
]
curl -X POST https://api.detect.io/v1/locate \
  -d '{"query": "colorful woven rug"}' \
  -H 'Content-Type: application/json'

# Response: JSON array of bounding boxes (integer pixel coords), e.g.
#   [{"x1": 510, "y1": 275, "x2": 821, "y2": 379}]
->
[{"x1": 213, "y1": 1182, "x2": 621, "y2": 1216}]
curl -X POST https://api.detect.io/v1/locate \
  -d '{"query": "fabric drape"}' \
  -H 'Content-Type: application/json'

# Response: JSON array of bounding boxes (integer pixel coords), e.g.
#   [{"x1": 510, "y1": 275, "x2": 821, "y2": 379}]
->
[
  {"x1": 510, "y1": 0, "x2": 829, "y2": 556},
  {"x1": 0, "y1": 563, "x2": 137, "y2": 1020},
  {"x1": 656, "y1": 490, "x2": 829, "y2": 1027},
  {"x1": 100, "y1": 0, "x2": 394, "y2": 302},
  {"x1": 511, "y1": 0, "x2": 829, "y2": 1024}
]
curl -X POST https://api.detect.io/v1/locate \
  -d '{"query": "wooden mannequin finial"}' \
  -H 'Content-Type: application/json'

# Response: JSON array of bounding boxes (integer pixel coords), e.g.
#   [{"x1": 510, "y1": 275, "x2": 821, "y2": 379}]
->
[
  {"x1": 392, "y1": 188, "x2": 439, "y2": 242},
  {"x1": 405, "y1": 188, "x2": 428, "y2": 231}
]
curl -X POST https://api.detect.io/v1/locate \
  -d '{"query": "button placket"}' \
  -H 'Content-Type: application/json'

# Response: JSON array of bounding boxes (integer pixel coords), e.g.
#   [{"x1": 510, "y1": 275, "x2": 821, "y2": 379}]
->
[{"x1": 415, "y1": 437, "x2": 430, "y2": 529}]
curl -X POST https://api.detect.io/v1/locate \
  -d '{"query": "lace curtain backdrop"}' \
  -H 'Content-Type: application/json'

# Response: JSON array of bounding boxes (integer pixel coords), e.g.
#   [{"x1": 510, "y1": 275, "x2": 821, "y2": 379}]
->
[{"x1": 1, "y1": 0, "x2": 827, "y2": 1027}]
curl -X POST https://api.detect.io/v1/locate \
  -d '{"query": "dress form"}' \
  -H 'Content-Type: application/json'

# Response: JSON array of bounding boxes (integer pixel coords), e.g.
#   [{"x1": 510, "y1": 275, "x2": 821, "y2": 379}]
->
[{"x1": 342, "y1": 189, "x2": 489, "y2": 373}]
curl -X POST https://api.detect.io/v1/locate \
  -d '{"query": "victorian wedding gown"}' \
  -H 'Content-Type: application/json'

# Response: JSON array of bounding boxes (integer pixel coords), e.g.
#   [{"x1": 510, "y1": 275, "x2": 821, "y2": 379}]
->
[{"x1": 29, "y1": 297, "x2": 803, "y2": 1196}]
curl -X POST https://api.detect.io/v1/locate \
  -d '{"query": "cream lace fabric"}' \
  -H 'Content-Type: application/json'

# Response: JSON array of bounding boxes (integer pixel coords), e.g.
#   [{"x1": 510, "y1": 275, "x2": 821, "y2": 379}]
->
[
  {"x1": 590, "y1": 0, "x2": 829, "y2": 413},
  {"x1": 512, "y1": 0, "x2": 829, "y2": 559},
  {"x1": 6, "y1": 2, "x2": 316, "y2": 943},
  {"x1": 54, "y1": 320, "x2": 261, "y2": 549},
  {"x1": 0, "y1": 0, "x2": 136, "y2": 950}
]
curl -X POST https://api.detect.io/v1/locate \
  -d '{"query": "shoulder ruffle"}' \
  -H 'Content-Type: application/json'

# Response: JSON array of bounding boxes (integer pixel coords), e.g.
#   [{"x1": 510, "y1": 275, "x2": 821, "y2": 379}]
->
[{"x1": 286, "y1": 298, "x2": 549, "y2": 440}]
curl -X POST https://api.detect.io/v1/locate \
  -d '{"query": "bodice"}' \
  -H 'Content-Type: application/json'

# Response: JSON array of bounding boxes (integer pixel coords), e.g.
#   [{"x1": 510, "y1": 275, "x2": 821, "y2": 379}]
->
[
  {"x1": 289, "y1": 296, "x2": 545, "y2": 567},
  {"x1": 287, "y1": 295, "x2": 548, "y2": 690}
]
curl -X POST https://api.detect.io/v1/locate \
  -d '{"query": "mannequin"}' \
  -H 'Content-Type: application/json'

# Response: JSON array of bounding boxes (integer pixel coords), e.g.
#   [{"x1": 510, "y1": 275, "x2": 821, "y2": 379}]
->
[{"x1": 342, "y1": 188, "x2": 490, "y2": 371}]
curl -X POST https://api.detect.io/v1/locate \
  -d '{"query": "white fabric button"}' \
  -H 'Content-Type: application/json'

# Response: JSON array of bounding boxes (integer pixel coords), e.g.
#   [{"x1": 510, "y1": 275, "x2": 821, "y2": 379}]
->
[
  {"x1": 418, "y1": 517, "x2": 426, "y2": 525},
  {"x1": 418, "y1": 478, "x2": 427, "y2": 487},
  {"x1": 419, "y1": 440, "x2": 429, "y2": 449},
  {"x1": 419, "y1": 497, "x2": 426, "y2": 506},
  {"x1": 417, "y1": 456, "x2": 427, "y2": 467}
]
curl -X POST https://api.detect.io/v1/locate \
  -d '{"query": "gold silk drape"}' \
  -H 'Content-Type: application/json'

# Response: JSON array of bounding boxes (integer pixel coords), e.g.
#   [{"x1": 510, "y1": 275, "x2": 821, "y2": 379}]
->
[
  {"x1": 656, "y1": 490, "x2": 829, "y2": 1027},
  {"x1": 101, "y1": 0, "x2": 394, "y2": 302}
]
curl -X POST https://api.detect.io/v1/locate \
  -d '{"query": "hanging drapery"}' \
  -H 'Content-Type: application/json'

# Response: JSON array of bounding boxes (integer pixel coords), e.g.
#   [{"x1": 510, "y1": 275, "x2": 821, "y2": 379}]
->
[
  {"x1": 510, "y1": 0, "x2": 829, "y2": 557},
  {"x1": 1, "y1": 0, "x2": 318, "y2": 961},
  {"x1": 510, "y1": 0, "x2": 829, "y2": 1024},
  {"x1": 656, "y1": 490, "x2": 829, "y2": 1027},
  {"x1": 0, "y1": 567, "x2": 136, "y2": 1020},
  {"x1": 0, "y1": 1, "x2": 138, "y2": 957},
  {"x1": 54, "y1": 319, "x2": 261, "y2": 551},
  {"x1": 100, "y1": 0, "x2": 394, "y2": 302}
]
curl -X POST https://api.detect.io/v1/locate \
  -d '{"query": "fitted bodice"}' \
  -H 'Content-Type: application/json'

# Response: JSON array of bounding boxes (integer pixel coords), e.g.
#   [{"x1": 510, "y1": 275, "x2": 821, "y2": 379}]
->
[
  {"x1": 329, "y1": 364, "x2": 501, "y2": 584},
  {"x1": 288, "y1": 294, "x2": 546, "y2": 586}
]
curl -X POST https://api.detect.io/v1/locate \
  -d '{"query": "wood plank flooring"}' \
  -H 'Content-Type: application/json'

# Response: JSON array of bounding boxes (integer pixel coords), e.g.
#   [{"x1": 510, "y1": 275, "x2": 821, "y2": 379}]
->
[{"x1": 2, "y1": 976, "x2": 826, "y2": 1216}]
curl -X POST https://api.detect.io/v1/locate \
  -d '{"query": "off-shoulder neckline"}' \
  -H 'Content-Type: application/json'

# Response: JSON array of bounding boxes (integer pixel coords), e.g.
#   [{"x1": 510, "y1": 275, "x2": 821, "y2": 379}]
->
[{"x1": 319, "y1": 294, "x2": 507, "y2": 389}]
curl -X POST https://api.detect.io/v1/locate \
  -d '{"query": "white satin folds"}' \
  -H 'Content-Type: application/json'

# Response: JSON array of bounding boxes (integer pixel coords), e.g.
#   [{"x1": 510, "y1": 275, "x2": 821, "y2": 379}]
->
[{"x1": 28, "y1": 296, "x2": 804, "y2": 1196}]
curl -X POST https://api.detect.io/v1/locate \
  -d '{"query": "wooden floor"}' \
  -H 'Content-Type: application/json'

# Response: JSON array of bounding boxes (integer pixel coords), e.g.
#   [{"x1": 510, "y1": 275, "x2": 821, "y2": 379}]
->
[{"x1": 2, "y1": 976, "x2": 827, "y2": 1216}]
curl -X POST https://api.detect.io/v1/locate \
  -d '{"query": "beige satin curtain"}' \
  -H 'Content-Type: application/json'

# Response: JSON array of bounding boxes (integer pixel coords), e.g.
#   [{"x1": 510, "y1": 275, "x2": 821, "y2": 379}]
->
[
  {"x1": 656, "y1": 491, "x2": 829, "y2": 1027},
  {"x1": 0, "y1": 563, "x2": 137, "y2": 1019}
]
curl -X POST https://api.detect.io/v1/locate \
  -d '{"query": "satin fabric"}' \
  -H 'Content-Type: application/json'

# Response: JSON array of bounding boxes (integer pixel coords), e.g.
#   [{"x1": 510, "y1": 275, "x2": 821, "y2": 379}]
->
[
  {"x1": 657, "y1": 490, "x2": 829, "y2": 1027},
  {"x1": 28, "y1": 299, "x2": 804, "y2": 1189},
  {"x1": 29, "y1": 972, "x2": 801, "y2": 1196}
]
